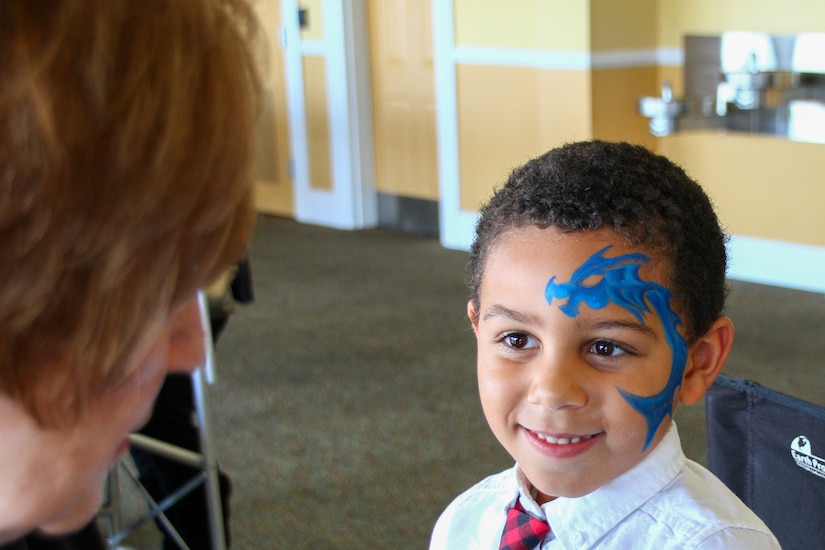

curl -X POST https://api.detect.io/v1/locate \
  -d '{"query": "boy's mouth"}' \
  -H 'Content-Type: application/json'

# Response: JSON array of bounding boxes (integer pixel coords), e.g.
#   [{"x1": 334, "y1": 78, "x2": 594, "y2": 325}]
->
[
  {"x1": 523, "y1": 428, "x2": 602, "y2": 458},
  {"x1": 533, "y1": 432, "x2": 597, "y2": 445}
]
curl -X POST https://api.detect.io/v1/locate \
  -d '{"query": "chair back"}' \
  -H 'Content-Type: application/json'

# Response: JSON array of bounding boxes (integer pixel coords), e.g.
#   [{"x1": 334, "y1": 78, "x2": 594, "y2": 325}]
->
[{"x1": 706, "y1": 374, "x2": 825, "y2": 550}]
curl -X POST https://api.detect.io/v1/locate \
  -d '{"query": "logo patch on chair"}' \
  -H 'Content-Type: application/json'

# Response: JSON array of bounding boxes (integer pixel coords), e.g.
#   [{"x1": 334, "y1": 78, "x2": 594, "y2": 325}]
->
[{"x1": 790, "y1": 435, "x2": 825, "y2": 480}]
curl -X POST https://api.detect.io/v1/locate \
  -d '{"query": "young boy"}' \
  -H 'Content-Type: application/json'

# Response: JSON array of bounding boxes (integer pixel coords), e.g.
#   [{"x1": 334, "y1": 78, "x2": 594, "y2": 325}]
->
[{"x1": 430, "y1": 141, "x2": 780, "y2": 549}]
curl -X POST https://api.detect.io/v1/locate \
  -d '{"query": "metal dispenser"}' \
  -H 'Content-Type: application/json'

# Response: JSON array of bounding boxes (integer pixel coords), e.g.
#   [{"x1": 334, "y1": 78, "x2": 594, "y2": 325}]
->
[{"x1": 638, "y1": 32, "x2": 825, "y2": 143}]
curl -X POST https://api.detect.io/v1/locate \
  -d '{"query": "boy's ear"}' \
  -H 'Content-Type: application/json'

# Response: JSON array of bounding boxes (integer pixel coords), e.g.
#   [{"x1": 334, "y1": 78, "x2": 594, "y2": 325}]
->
[
  {"x1": 679, "y1": 316, "x2": 734, "y2": 405},
  {"x1": 467, "y1": 300, "x2": 479, "y2": 335}
]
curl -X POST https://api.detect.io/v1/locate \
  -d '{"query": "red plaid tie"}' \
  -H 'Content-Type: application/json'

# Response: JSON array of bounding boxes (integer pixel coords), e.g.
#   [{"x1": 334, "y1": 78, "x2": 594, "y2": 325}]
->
[{"x1": 499, "y1": 499, "x2": 551, "y2": 550}]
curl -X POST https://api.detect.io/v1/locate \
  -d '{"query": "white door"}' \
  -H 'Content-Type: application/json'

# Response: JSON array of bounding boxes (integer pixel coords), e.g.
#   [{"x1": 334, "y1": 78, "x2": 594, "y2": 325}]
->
[{"x1": 280, "y1": 0, "x2": 377, "y2": 229}]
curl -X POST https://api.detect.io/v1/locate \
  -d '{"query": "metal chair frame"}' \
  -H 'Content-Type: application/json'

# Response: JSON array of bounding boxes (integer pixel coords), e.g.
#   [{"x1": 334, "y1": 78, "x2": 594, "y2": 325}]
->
[{"x1": 98, "y1": 292, "x2": 226, "y2": 550}]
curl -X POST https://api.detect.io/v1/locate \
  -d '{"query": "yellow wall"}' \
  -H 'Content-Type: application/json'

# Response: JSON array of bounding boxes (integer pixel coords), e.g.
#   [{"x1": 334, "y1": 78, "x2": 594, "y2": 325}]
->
[
  {"x1": 660, "y1": 135, "x2": 825, "y2": 247},
  {"x1": 591, "y1": 67, "x2": 657, "y2": 148},
  {"x1": 457, "y1": 65, "x2": 591, "y2": 211},
  {"x1": 302, "y1": 56, "x2": 332, "y2": 191},
  {"x1": 453, "y1": 0, "x2": 659, "y2": 51},
  {"x1": 659, "y1": 0, "x2": 825, "y2": 48},
  {"x1": 453, "y1": 2, "x2": 594, "y2": 211},
  {"x1": 590, "y1": 0, "x2": 657, "y2": 51},
  {"x1": 589, "y1": 0, "x2": 659, "y2": 147},
  {"x1": 454, "y1": 1, "x2": 661, "y2": 210},
  {"x1": 454, "y1": 0, "x2": 589, "y2": 50}
]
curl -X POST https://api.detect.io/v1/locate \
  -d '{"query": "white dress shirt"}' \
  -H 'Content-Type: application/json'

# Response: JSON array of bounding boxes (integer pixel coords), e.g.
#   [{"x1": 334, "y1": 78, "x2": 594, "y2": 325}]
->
[{"x1": 430, "y1": 423, "x2": 780, "y2": 549}]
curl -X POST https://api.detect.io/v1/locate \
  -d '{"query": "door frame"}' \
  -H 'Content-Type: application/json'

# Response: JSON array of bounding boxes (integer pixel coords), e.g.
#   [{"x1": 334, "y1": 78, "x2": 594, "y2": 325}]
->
[
  {"x1": 281, "y1": 0, "x2": 377, "y2": 229},
  {"x1": 431, "y1": 0, "x2": 477, "y2": 251}
]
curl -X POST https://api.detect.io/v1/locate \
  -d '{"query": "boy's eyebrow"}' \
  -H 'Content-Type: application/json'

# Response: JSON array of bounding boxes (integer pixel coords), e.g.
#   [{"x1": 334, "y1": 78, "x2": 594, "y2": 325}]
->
[
  {"x1": 482, "y1": 304, "x2": 543, "y2": 326},
  {"x1": 482, "y1": 306, "x2": 660, "y2": 339},
  {"x1": 581, "y1": 318, "x2": 658, "y2": 339}
]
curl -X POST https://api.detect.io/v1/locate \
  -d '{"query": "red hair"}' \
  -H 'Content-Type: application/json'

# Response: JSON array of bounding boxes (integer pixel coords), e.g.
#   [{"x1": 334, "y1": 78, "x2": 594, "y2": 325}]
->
[{"x1": 0, "y1": 0, "x2": 262, "y2": 425}]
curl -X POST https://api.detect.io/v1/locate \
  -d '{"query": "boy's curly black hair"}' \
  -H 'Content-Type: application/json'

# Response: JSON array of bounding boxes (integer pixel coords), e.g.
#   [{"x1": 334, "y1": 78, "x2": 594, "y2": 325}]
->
[{"x1": 469, "y1": 140, "x2": 728, "y2": 343}]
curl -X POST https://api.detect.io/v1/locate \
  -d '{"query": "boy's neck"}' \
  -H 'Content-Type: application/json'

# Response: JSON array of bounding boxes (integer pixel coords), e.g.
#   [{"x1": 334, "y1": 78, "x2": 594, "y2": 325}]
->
[{"x1": 517, "y1": 467, "x2": 557, "y2": 505}]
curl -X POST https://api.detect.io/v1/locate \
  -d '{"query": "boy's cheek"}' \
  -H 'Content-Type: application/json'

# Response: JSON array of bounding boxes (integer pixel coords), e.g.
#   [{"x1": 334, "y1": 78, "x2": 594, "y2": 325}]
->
[{"x1": 610, "y1": 357, "x2": 674, "y2": 398}]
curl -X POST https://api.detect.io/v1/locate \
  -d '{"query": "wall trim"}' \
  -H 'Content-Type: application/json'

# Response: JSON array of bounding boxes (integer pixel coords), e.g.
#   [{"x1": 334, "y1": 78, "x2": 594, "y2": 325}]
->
[
  {"x1": 656, "y1": 47, "x2": 684, "y2": 66},
  {"x1": 439, "y1": 229, "x2": 825, "y2": 294},
  {"x1": 452, "y1": 46, "x2": 683, "y2": 70},
  {"x1": 728, "y1": 235, "x2": 825, "y2": 294},
  {"x1": 454, "y1": 45, "x2": 590, "y2": 69}
]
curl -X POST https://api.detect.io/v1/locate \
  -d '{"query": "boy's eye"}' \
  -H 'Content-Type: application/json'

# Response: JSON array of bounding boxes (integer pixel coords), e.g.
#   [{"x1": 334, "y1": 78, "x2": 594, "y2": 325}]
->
[
  {"x1": 589, "y1": 339, "x2": 627, "y2": 358},
  {"x1": 498, "y1": 332, "x2": 537, "y2": 350}
]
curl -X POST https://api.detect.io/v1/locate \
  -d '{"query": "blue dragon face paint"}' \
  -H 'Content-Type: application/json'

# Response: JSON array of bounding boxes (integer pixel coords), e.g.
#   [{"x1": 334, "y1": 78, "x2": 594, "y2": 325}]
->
[{"x1": 545, "y1": 246, "x2": 688, "y2": 451}]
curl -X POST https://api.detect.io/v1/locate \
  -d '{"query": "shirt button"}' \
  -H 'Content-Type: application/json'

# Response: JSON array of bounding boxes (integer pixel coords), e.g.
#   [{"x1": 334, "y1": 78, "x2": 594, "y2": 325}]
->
[{"x1": 569, "y1": 531, "x2": 584, "y2": 546}]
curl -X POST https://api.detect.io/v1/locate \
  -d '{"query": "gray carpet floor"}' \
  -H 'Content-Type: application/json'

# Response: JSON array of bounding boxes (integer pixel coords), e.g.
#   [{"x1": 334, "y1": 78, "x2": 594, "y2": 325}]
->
[{"x1": 115, "y1": 214, "x2": 825, "y2": 549}]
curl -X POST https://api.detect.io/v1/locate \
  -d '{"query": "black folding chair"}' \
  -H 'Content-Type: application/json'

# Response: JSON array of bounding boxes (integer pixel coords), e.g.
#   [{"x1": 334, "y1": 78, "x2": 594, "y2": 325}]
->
[{"x1": 706, "y1": 374, "x2": 825, "y2": 550}]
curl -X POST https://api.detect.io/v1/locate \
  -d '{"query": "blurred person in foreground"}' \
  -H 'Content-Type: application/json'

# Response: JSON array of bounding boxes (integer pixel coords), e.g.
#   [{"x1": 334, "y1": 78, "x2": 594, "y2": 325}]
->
[{"x1": 0, "y1": 0, "x2": 262, "y2": 547}]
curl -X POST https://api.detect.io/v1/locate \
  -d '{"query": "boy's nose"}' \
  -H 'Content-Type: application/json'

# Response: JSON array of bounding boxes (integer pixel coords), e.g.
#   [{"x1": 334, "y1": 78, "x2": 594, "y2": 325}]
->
[
  {"x1": 527, "y1": 351, "x2": 587, "y2": 409},
  {"x1": 165, "y1": 296, "x2": 207, "y2": 374}
]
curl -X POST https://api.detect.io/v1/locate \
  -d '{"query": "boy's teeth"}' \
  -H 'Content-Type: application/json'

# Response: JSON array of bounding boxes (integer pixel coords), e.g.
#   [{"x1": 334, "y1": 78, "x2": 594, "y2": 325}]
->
[{"x1": 536, "y1": 433, "x2": 594, "y2": 445}]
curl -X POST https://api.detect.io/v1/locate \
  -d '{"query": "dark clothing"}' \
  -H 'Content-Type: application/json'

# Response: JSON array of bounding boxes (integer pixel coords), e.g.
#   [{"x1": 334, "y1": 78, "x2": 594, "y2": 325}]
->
[{"x1": 0, "y1": 522, "x2": 106, "y2": 550}]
